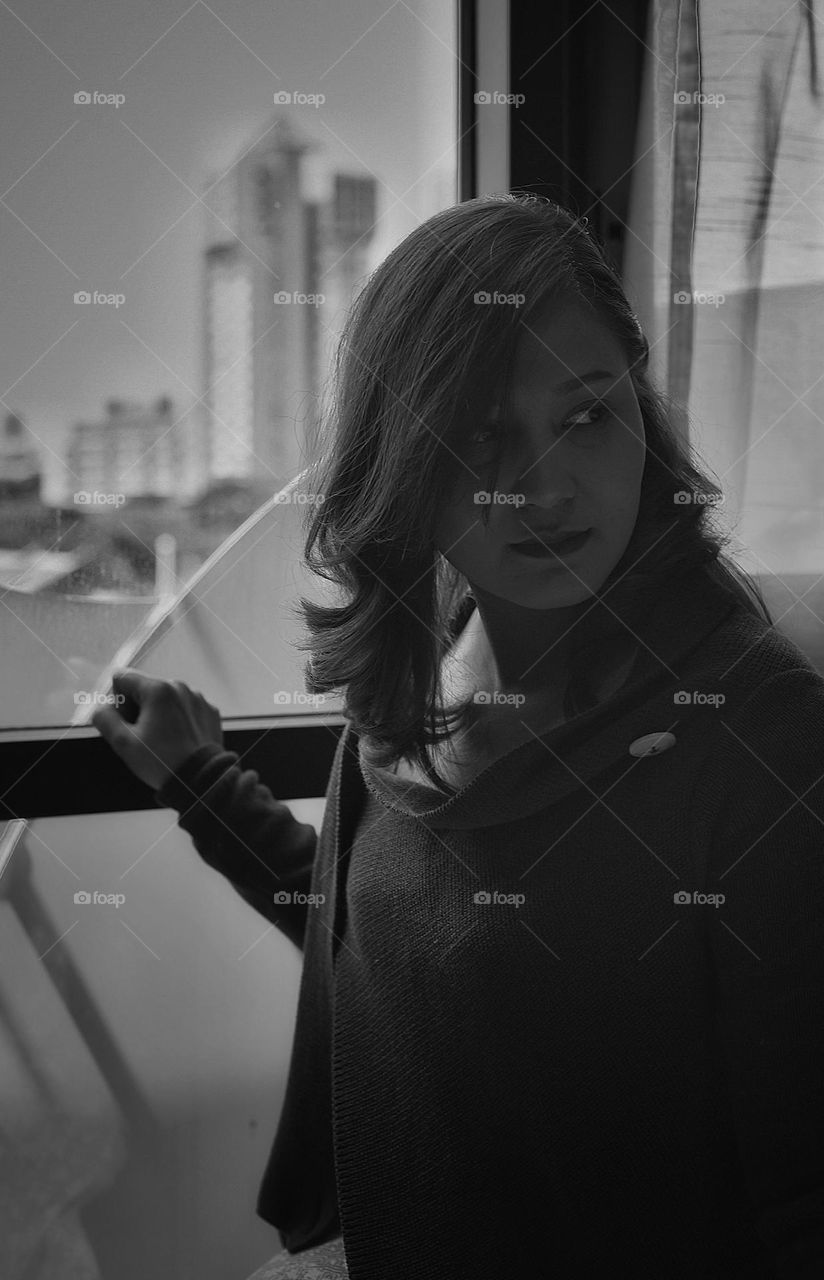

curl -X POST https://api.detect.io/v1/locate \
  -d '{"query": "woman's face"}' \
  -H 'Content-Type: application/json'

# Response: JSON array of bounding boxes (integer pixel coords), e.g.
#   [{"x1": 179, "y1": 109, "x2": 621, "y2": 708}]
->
[{"x1": 434, "y1": 301, "x2": 647, "y2": 609}]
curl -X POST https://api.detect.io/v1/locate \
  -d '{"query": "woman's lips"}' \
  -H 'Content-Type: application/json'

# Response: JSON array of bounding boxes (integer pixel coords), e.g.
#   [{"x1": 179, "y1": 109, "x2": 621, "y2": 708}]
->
[{"x1": 509, "y1": 528, "x2": 592, "y2": 560}]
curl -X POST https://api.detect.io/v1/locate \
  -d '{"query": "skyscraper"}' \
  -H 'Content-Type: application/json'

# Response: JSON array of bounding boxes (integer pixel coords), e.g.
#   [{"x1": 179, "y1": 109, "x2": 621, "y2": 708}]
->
[{"x1": 201, "y1": 112, "x2": 377, "y2": 494}]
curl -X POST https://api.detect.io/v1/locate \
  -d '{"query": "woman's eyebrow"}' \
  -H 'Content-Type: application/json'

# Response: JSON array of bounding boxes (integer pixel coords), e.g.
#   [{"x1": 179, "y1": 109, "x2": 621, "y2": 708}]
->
[{"x1": 553, "y1": 369, "x2": 620, "y2": 393}]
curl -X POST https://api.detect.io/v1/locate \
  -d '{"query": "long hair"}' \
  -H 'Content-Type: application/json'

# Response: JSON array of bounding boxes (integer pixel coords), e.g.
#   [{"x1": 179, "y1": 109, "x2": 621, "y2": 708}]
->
[{"x1": 293, "y1": 193, "x2": 772, "y2": 776}]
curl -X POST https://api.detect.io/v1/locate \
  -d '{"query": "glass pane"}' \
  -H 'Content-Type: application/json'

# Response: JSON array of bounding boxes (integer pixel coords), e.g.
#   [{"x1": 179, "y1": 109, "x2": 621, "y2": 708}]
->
[
  {"x1": 0, "y1": 0, "x2": 458, "y2": 728},
  {"x1": 622, "y1": 1, "x2": 824, "y2": 673},
  {"x1": 1, "y1": 794, "x2": 323, "y2": 1280}
]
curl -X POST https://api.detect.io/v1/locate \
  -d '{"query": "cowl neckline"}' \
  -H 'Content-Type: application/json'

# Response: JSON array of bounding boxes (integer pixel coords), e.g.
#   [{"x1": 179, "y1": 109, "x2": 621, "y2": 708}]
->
[{"x1": 357, "y1": 565, "x2": 746, "y2": 831}]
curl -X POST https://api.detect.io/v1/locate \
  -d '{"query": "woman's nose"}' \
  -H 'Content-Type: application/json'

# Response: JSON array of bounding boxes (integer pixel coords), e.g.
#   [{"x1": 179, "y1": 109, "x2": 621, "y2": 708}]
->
[{"x1": 508, "y1": 438, "x2": 576, "y2": 507}]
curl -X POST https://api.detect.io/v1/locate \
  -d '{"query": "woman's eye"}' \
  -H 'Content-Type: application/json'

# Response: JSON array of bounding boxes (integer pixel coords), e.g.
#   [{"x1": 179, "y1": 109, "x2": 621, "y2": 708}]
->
[
  {"x1": 561, "y1": 401, "x2": 611, "y2": 431},
  {"x1": 471, "y1": 426, "x2": 500, "y2": 449},
  {"x1": 469, "y1": 402, "x2": 611, "y2": 450}
]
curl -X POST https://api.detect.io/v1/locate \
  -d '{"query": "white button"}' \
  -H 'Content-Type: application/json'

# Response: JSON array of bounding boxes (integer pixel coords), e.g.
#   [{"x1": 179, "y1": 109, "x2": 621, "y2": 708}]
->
[{"x1": 629, "y1": 731, "x2": 677, "y2": 758}]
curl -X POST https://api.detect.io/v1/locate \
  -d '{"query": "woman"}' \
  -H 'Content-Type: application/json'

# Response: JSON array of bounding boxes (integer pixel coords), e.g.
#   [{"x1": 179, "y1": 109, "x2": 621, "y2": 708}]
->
[{"x1": 93, "y1": 195, "x2": 824, "y2": 1278}]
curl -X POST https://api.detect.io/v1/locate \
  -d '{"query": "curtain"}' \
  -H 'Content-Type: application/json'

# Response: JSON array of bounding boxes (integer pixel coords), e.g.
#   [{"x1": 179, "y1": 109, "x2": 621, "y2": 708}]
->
[{"x1": 623, "y1": 0, "x2": 824, "y2": 579}]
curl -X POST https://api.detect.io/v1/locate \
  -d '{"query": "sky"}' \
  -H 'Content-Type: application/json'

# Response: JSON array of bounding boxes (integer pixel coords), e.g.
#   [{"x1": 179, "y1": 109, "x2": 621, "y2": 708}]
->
[{"x1": 0, "y1": 0, "x2": 458, "y2": 502}]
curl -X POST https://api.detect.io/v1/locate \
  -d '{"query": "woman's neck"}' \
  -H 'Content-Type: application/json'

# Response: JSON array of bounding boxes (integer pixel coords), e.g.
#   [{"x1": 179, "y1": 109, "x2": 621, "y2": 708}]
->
[{"x1": 458, "y1": 593, "x2": 579, "y2": 698}]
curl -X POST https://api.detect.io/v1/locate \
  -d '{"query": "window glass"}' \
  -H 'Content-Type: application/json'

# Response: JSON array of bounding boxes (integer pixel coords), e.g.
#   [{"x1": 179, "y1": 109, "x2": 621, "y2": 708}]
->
[
  {"x1": 0, "y1": 0, "x2": 457, "y2": 728},
  {"x1": 622, "y1": 2, "x2": 824, "y2": 670}
]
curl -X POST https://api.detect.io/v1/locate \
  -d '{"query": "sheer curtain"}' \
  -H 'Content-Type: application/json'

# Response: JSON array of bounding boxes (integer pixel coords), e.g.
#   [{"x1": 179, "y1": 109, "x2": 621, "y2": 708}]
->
[{"x1": 623, "y1": 0, "x2": 824, "y2": 616}]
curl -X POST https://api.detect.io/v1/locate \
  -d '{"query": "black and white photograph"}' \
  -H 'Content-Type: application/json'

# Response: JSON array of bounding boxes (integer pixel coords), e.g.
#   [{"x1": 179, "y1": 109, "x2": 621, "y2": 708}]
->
[{"x1": 1, "y1": 2, "x2": 822, "y2": 1277}]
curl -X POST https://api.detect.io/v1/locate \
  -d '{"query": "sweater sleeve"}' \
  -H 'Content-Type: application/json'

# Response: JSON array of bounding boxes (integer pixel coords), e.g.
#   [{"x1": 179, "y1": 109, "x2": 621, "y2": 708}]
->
[
  {"x1": 153, "y1": 742, "x2": 319, "y2": 952},
  {"x1": 699, "y1": 667, "x2": 824, "y2": 1277}
]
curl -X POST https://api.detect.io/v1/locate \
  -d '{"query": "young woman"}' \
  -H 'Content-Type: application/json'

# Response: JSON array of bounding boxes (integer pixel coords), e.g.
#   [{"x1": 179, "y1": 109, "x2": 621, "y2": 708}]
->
[{"x1": 93, "y1": 195, "x2": 824, "y2": 1279}]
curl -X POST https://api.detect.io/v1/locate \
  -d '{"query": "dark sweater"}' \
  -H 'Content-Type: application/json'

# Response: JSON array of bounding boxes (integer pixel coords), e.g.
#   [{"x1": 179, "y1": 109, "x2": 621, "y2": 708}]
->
[{"x1": 155, "y1": 565, "x2": 824, "y2": 1278}]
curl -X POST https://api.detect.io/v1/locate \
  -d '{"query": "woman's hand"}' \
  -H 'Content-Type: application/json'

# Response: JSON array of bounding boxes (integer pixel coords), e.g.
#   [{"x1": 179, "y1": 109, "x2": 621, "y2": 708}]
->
[{"x1": 91, "y1": 668, "x2": 224, "y2": 791}]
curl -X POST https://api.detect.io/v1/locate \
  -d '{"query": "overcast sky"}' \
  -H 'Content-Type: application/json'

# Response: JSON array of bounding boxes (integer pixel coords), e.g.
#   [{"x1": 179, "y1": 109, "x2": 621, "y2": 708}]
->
[{"x1": 0, "y1": 0, "x2": 457, "y2": 501}]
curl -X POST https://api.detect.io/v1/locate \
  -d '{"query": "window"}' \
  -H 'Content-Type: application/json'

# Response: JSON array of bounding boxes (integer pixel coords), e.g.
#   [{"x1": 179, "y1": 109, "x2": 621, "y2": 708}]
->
[
  {"x1": 0, "y1": 3, "x2": 464, "y2": 1276},
  {"x1": 620, "y1": 0, "x2": 824, "y2": 670},
  {"x1": 0, "y1": 0, "x2": 459, "y2": 735}
]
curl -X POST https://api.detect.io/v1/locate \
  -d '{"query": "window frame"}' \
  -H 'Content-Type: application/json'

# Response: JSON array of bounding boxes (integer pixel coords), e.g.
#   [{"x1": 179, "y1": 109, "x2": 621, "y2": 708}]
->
[{"x1": 508, "y1": 0, "x2": 650, "y2": 272}]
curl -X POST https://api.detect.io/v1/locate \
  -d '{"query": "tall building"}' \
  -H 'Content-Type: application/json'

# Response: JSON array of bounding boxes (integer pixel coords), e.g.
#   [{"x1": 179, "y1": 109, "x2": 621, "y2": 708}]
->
[
  {"x1": 67, "y1": 396, "x2": 183, "y2": 501},
  {"x1": 201, "y1": 112, "x2": 377, "y2": 491},
  {"x1": 304, "y1": 173, "x2": 378, "y2": 460}
]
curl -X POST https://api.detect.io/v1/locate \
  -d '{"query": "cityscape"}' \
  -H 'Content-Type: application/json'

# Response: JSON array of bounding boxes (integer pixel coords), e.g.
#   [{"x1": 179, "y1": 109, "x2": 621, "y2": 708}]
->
[{"x1": 0, "y1": 110, "x2": 386, "y2": 598}]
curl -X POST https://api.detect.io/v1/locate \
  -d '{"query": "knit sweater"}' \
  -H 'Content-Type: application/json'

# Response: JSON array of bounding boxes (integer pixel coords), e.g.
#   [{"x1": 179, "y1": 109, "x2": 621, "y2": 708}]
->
[{"x1": 155, "y1": 564, "x2": 824, "y2": 1279}]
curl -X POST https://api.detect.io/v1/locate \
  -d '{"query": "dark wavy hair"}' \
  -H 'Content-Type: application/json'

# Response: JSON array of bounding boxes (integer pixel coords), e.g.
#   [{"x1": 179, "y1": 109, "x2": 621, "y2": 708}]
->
[{"x1": 293, "y1": 193, "x2": 772, "y2": 778}]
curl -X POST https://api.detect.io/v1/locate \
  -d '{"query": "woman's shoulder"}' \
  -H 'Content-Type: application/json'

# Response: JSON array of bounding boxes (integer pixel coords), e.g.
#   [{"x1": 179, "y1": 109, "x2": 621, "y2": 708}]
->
[
  {"x1": 684, "y1": 591, "x2": 824, "y2": 782},
  {"x1": 696, "y1": 586, "x2": 820, "y2": 688}
]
